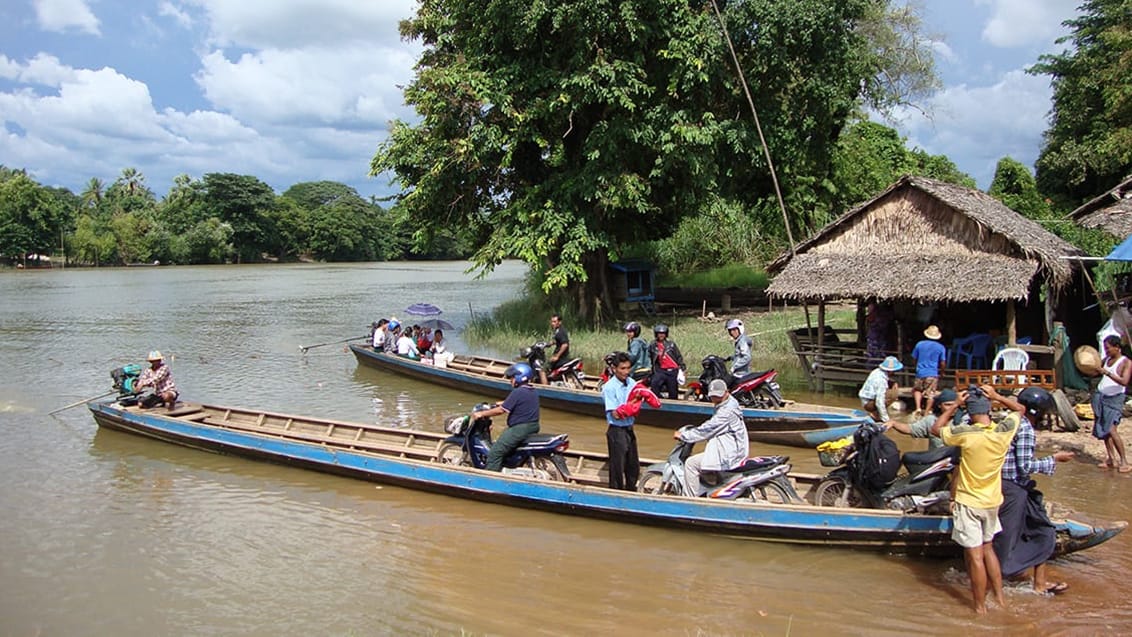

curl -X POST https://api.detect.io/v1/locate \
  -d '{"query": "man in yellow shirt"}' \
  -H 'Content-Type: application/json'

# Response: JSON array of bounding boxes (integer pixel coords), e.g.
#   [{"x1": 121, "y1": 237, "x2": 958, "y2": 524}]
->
[{"x1": 931, "y1": 384, "x2": 1019, "y2": 615}]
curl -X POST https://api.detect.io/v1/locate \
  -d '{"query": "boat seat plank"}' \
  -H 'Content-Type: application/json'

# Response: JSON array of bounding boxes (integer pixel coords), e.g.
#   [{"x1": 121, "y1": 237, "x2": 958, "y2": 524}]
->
[{"x1": 200, "y1": 416, "x2": 441, "y2": 460}]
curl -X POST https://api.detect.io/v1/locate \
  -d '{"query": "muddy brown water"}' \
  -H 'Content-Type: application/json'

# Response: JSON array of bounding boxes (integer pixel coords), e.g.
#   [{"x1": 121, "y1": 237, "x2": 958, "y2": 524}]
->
[{"x1": 1, "y1": 263, "x2": 1129, "y2": 635}]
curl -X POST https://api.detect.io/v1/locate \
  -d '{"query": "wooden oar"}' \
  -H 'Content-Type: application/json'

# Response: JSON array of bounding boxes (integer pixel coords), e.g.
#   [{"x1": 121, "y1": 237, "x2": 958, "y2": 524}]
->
[
  {"x1": 48, "y1": 390, "x2": 118, "y2": 415},
  {"x1": 300, "y1": 336, "x2": 368, "y2": 354}
]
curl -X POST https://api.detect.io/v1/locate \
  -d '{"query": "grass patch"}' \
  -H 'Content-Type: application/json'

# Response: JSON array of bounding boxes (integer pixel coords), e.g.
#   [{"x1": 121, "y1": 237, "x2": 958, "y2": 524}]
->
[{"x1": 656, "y1": 264, "x2": 769, "y2": 289}]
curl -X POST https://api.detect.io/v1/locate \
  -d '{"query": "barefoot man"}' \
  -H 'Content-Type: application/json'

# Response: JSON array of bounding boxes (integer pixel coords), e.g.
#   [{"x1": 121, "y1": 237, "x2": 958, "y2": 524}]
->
[{"x1": 931, "y1": 385, "x2": 1019, "y2": 614}]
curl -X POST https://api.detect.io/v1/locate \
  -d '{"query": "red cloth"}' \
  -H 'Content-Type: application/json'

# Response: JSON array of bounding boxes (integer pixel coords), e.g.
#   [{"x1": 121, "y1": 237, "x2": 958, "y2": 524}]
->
[
  {"x1": 613, "y1": 402, "x2": 640, "y2": 420},
  {"x1": 628, "y1": 384, "x2": 661, "y2": 408}
]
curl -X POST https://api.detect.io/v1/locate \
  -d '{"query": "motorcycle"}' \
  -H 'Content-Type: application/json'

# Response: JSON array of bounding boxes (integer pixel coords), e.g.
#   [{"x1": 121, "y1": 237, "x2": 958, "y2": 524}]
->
[
  {"x1": 813, "y1": 425, "x2": 959, "y2": 513},
  {"x1": 438, "y1": 403, "x2": 572, "y2": 481},
  {"x1": 637, "y1": 427, "x2": 801, "y2": 503},
  {"x1": 520, "y1": 341, "x2": 586, "y2": 389},
  {"x1": 685, "y1": 355, "x2": 785, "y2": 408}
]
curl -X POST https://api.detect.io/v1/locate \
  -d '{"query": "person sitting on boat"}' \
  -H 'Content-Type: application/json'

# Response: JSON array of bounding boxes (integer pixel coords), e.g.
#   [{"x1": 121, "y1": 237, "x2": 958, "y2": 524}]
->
[
  {"x1": 674, "y1": 379, "x2": 748, "y2": 496},
  {"x1": 471, "y1": 362, "x2": 540, "y2": 472},
  {"x1": 384, "y1": 319, "x2": 400, "y2": 352},
  {"x1": 371, "y1": 318, "x2": 389, "y2": 351},
  {"x1": 429, "y1": 329, "x2": 455, "y2": 368},
  {"x1": 726, "y1": 318, "x2": 753, "y2": 377},
  {"x1": 396, "y1": 327, "x2": 420, "y2": 359},
  {"x1": 624, "y1": 322, "x2": 651, "y2": 381},
  {"x1": 885, "y1": 388, "x2": 961, "y2": 450},
  {"x1": 135, "y1": 350, "x2": 178, "y2": 410},
  {"x1": 858, "y1": 356, "x2": 902, "y2": 422},
  {"x1": 416, "y1": 327, "x2": 433, "y2": 353},
  {"x1": 993, "y1": 387, "x2": 1074, "y2": 596}
]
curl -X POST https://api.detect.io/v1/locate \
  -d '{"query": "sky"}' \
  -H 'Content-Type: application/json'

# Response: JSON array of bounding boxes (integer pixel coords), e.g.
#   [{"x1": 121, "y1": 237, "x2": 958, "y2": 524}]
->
[{"x1": 0, "y1": 0, "x2": 1080, "y2": 201}]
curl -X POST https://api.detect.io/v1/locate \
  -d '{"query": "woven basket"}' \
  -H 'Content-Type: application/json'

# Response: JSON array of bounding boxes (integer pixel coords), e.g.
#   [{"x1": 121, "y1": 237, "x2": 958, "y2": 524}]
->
[{"x1": 818, "y1": 447, "x2": 850, "y2": 467}]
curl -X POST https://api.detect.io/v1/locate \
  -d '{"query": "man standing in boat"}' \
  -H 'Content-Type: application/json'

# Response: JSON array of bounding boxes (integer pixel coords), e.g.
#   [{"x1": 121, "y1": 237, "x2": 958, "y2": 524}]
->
[
  {"x1": 542, "y1": 313, "x2": 570, "y2": 384},
  {"x1": 602, "y1": 352, "x2": 660, "y2": 490},
  {"x1": 472, "y1": 362, "x2": 540, "y2": 472},
  {"x1": 135, "y1": 350, "x2": 178, "y2": 410}
]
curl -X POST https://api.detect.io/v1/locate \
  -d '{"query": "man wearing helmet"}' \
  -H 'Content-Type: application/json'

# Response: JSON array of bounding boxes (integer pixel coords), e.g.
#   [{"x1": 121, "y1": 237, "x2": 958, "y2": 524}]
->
[
  {"x1": 624, "y1": 322, "x2": 650, "y2": 381},
  {"x1": 994, "y1": 386, "x2": 1074, "y2": 596},
  {"x1": 135, "y1": 350, "x2": 178, "y2": 410},
  {"x1": 647, "y1": 324, "x2": 685, "y2": 399},
  {"x1": 471, "y1": 362, "x2": 541, "y2": 471},
  {"x1": 726, "y1": 319, "x2": 752, "y2": 377}
]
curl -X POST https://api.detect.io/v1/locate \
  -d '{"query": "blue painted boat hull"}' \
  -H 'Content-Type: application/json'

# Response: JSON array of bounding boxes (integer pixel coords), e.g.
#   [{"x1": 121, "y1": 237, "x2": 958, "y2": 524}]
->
[
  {"x1": 350, "y1": 345, "x2": 873, "y2": 442},
  {"x1": 88, "y1": 400, "x2": 1125, "y2": 557}
]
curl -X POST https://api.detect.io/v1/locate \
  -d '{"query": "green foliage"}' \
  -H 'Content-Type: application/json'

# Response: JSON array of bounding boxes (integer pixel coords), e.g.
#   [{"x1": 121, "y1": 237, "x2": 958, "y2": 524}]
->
[
  {"x1": 656, "y1": 264, "x2": 769, "y2": 289},
  {"x1": 0, "y1": 174, "x2": 66, "y2": 258},
  {"x1": 201, "y1": 173, "x2": 277, "y2": 263},
  {"x1": 374, "y1": 0, "x2": 939, "y2": 320},
  {"x1": 1031, "y1": 0, "x2": 1132, "y2": 205},
  {"x1": 987, "y1": 157, "x2": 1051, "y2": 220},
  {"x1": 649, "y1": 196, "x2": 783, "y2": 275}
]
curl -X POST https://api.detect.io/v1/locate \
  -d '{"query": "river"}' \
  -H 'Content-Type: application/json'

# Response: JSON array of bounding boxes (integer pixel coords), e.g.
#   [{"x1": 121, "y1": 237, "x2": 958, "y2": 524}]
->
[{"x1": 0, "y1": 262, "x2": 1128, "y2": 635}]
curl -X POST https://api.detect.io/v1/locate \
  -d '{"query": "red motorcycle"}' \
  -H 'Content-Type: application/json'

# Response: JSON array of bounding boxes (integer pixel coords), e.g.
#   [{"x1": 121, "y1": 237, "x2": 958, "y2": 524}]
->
[
  {"x1": 686, "y1": 355, "x2": 785, "y2": 408},
  {"x1": 520, "y1": 341, "x2": 586, "y2": 389}
]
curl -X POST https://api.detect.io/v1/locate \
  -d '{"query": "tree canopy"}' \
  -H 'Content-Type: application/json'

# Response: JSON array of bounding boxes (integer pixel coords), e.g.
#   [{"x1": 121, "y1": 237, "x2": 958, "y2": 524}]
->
[
  {"x1": 374, "y1": 0, "x2": 939, "y2": 321},
  {"x1": 1031, "y1": 0, "x2": 1132, "y2": 206}
]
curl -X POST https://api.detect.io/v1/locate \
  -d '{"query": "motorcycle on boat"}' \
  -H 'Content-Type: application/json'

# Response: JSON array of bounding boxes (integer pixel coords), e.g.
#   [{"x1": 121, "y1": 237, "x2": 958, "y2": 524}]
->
[
  {"x1": 686, "y1": 355, "x2": 786, "y2": 408},
  {"x1": 814, "y1": 422, "x2": 958, "y2": 513},
  {"x1": 439, "y1": 403, "x2": 572, "y2": 481},
  {"x1": 520, "y1": 341, "x2": 586, "y2": 389},
  {"x1": 638, "y1": 426, "x2": 801, "y2": 503}
]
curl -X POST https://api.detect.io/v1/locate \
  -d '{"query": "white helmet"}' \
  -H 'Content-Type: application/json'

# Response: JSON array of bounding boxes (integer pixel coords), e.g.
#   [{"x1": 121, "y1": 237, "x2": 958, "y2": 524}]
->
[{"x1": 725, "y1": 319, "x2": 744, "y2": 335}]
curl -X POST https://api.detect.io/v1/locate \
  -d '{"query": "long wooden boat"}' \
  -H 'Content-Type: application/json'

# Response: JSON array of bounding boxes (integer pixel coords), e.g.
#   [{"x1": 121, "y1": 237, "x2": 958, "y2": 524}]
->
[
  {"x1": 350, "y1": 345, "x2": 873, "y2": 444},
  {"x1": 89, "y1": 399, "x2": 1125, "y2": 556}
]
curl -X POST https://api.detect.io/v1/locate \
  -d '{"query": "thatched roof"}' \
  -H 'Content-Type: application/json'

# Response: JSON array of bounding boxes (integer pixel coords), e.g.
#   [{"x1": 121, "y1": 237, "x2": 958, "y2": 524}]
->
[
  {"x1": 1068, "y1": 175, "x2": 1132, "y2": 238},
  {"x1": 767, "y1": 175, "x2": 1084, "y2": 303}
]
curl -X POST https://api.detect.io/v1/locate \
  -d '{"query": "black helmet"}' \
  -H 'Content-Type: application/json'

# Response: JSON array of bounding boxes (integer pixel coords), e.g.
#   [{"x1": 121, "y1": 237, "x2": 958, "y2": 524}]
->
[
  {"x1": 624, "y1": 321, "x2": 641, "y2": 338},
  {"x1": 1016, "y1": 387, "x2": 1054, "y2": 418},
  {"x1": 653, "y1": 323, "x2": 669, "y2": 336}
]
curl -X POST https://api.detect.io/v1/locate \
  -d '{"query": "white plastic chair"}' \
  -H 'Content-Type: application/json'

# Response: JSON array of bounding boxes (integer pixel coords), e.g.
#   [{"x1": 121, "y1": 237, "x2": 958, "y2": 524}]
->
[{"x1": 992, "y1": 347, "x2": 1030, "y2": 385}]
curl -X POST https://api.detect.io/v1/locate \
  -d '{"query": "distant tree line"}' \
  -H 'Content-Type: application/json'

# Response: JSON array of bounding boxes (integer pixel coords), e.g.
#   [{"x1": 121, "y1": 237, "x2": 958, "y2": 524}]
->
[{"x1": 0, "y1": 167, "x2": 478, "y2": 266}]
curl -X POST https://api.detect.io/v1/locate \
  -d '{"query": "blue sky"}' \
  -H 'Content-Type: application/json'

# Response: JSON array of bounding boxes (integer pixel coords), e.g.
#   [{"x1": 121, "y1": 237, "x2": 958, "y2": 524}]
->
[{"x1": 0, "y1": 0, "x2": 1078, "y2": 200}]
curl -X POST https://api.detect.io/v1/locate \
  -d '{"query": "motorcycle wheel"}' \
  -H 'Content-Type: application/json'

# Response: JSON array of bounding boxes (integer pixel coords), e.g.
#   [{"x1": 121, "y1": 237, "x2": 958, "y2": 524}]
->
[
  {"x1": 637, "y1": 471, "x2": 677, "y2": 495},
  {"x1": 747, "y1": 480, "x2": 794, "y2": 505},
  {"x1": 753, "y1": 385, "x2": 784, "y2": 408},
  {"x1": 527, "y1": 456, "x2": 566, "y2": 481},
  {"x1": 814, "y1": 476, "x2": 861, "y2": 508},
  {"x1": 436, "y1": 442, "x2": 468, "y2": 466}
]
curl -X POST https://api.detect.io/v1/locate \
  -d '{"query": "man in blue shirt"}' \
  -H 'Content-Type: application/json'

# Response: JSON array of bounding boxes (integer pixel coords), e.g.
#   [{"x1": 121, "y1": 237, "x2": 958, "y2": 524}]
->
[
  {"x1": 911, "y1": 325, "x2": 947, "y2": 417},
  {"x1": 603, "y1": 352, "x2": 643, "y2": 490},
  {"x1": 472, "y1": 363, "x2": 540, "y2": 471}
]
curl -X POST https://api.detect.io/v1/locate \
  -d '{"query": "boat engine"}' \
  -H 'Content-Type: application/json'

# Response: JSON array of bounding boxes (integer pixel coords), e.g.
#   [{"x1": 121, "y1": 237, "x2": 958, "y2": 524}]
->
[{"x1": 111, "y1": 364, "x2": 143, "y2": 395}]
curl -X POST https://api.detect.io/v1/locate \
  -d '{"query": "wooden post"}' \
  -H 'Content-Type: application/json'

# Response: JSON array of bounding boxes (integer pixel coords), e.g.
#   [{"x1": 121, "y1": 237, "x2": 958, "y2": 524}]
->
[
  {"x1": 1052, "y1": 320, "x2": 1064, "y2": 388},
  {"x1": 1006, "y1": 299, "x2": 1017, "y2": 345},
  {"x1": 817, "y1": 300, "x2": 826, "y2": 393},
  {"x1": 721, "y1": 293, "x2": 732, "y2": 313}
]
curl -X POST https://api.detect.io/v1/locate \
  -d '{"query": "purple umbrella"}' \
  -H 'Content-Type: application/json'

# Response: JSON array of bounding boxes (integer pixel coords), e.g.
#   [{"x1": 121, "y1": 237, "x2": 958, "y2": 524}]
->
[{"x1": 405, "y1": 303, "x2": 443, "y2": 317}]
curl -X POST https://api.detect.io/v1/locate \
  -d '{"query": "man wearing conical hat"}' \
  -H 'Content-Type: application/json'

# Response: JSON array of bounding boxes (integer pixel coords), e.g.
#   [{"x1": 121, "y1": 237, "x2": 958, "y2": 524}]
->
[{"x1": 911, "y1": 325, "x2": 947, "y2": 418}]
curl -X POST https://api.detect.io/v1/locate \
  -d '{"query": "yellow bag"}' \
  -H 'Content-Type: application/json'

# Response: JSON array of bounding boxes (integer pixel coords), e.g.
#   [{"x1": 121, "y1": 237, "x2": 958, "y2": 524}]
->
[
  {"x1": 817, "y1": 435, "x2": 853, "y2": 467},
  {"x1": 1074, "y1": 402, "x2": 1095, "y2": 420}
]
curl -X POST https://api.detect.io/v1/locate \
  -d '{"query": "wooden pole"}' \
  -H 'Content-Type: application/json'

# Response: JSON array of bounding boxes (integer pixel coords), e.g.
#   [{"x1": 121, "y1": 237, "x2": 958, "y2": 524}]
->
[
  {"x1": 817, "y1": 300, "x2": 826, "y2": 393},
  {"x1": 1006, "y1": 299, "x2": 1017, "y2": 345}
]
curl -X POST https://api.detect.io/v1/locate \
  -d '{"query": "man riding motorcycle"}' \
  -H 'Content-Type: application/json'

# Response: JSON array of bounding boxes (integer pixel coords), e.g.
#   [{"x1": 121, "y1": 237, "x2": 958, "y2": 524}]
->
[
  {"x1": 726, "y1": 319, "x2": 753, "y2": 377},
  {"x1": 673, "y1": 379, "x2": 749, "y2": 496},
  {"x1": 471, "y1": 362, "x2": 540, "y2": 471},
  {"x1": 624, "y1": 321, "x2": 651, "y2": 381}
]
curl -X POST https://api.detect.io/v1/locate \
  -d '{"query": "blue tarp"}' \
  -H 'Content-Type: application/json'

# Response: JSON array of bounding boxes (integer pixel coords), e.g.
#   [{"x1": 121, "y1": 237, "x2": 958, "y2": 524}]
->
[{"x1": 1105, "y1": 234, "x2": 1132, "y2": 261}]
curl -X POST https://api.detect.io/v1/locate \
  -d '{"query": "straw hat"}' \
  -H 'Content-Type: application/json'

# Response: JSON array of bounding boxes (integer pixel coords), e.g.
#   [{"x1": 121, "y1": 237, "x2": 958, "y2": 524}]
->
[
  {"x1": 147, "y1": 350, "x2": 164, "y2": 362},
  {"x1": 1074, "y1": 345, "x2": 1102, "y2": 376},
  {"x1": 879, "y1": 356, "x2": 903, "y2": 372},
  {"x1": 923, "y1": 325, "x2": 942, "y2": 340}
]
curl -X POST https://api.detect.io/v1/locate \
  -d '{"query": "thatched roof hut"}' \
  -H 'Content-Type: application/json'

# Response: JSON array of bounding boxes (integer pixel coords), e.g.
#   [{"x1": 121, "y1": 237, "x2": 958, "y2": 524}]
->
[
  {"x1": 1068, "y1": 175, "x2": 1132, "y2": 238},
  {"x1": 767, "y1": 175, "x2": 1084, "y2": 302}
]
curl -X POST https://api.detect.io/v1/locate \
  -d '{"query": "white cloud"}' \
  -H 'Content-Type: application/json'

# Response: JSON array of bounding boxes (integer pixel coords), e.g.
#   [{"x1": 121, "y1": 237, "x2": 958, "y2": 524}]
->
[
  {"x1": 976, "y1": 0, "x2": 1074, "y2": 48},
  {"x1": 893, "y1": 68, "x2": 1052, "y2": 186},
  {"x1": 186, "y1": 0, "x2": 417, "y2": 49},
  {"x1": 33, "y1": 0, "x2": 100, "y2": 35},
  {"x1": 158, "y1": 1, "x2": 193, "y2": 29}
]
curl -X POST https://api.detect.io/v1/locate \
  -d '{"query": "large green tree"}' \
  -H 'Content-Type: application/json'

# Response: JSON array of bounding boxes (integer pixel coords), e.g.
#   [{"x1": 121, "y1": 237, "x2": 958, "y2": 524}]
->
[
  {"x1": 201, "y1": 173, "x2": 277, "y2": 263},
  {"x1": 1031, "y1": 0, "x2": 1132, "y2": 206},
  {"x1": 373, "y1": 0, "x2": 935, "y2": 322},
  {"x1": 987, "y1": 157, "x2": 1051, "y2": 221},
  {"x1": 0, "y1": 174, "x2": 66, "y2": 261}
]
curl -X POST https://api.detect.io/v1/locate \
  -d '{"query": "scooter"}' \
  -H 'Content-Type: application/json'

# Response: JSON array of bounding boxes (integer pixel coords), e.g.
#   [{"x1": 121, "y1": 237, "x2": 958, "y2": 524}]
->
[
  {"x1": 638, "y1": 427, "x2": 801, "y2": 503},
  {"x1": 520, "y1": 341, "x2": 586, "y2": 389},
  {"x1": 685, "y1": 355, "x2": 785, "y2": 408},
  {"x1": 439, "y1": 404, "x2": 572, "y2": 481},
  {"x1": 813, "y1": 426, "x2": 959, "y2": 513}
]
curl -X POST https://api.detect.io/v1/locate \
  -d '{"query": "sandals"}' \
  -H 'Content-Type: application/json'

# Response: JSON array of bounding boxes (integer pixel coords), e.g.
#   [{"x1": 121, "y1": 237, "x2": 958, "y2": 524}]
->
[
  {"x1": 1043, "y1": 582, "x2": 1069, "y2": 595},
  {"x1": 1120, "y1": 465, "x2": 1132, "y2": 474}
]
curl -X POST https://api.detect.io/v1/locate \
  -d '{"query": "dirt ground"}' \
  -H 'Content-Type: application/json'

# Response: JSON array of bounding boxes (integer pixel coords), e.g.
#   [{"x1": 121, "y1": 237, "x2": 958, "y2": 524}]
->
[{"x1": 1039, "y1": 421, "x2": 1127, "y2": 465}]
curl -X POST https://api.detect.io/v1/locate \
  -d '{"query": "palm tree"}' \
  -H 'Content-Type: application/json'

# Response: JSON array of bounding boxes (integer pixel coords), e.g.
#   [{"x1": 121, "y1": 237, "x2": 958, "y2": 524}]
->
[{"x1": 81, "y1": 178, "x2": 104, "y2": 209}]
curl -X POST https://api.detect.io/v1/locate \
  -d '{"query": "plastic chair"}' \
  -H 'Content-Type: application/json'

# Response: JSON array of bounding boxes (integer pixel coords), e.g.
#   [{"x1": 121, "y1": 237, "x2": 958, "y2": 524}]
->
[
  {"x1": 994, "y1": 335, "x2": 1032, "y2": 352},
  {"x1": 951, "y1": 333, "x2": 992, "y2": 369},
  {"x1": 992, "y1": 347, "x2": 1030, "y2": 385}
]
